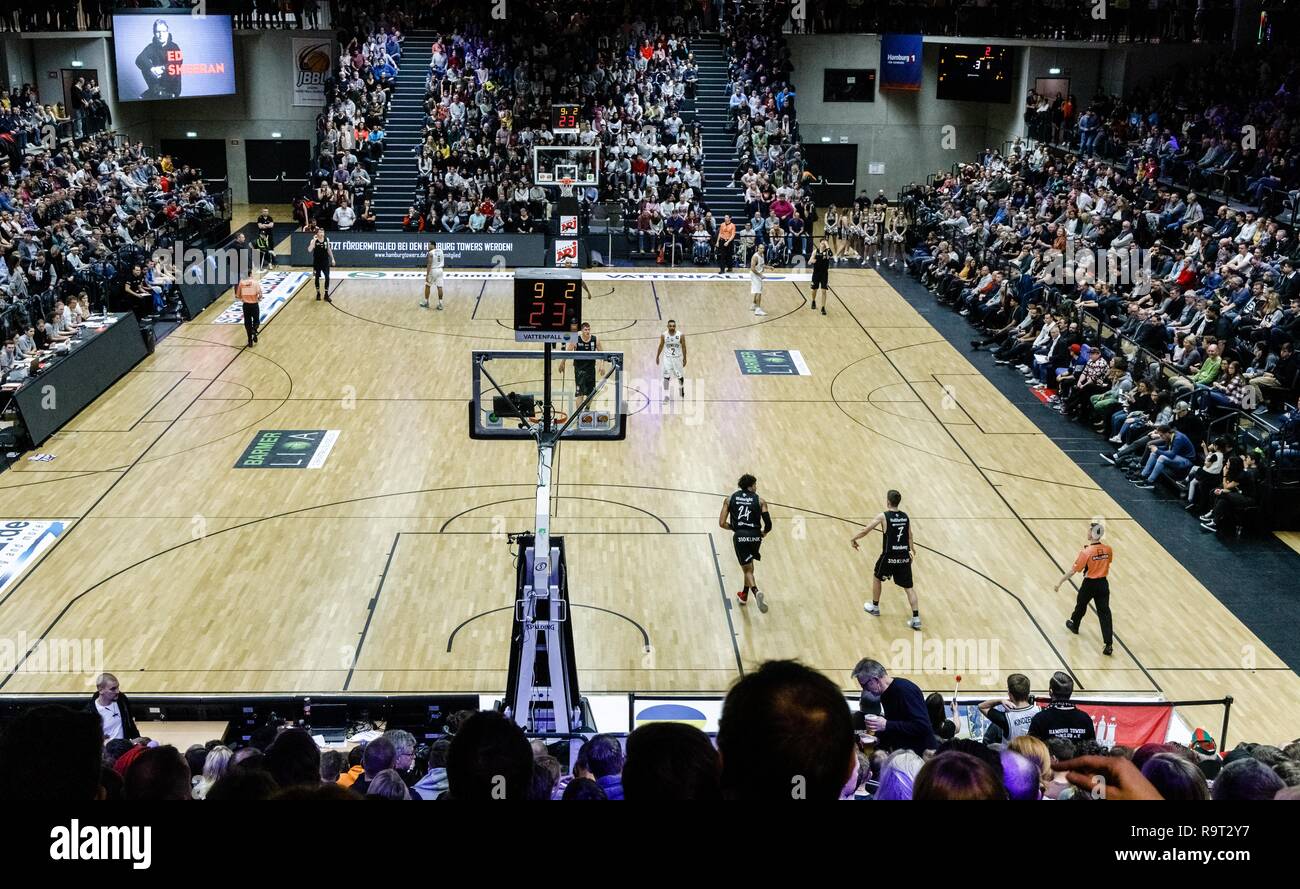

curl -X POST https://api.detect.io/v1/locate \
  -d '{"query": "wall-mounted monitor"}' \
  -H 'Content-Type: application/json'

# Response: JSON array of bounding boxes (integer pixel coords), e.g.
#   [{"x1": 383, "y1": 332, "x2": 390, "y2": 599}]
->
[{"x1": 823, "y1": 68, "x2": 876, "y2": 102}]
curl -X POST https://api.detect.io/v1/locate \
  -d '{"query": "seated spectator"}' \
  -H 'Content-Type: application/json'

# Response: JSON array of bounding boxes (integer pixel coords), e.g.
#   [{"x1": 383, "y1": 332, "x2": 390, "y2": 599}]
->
[{"x1": 718, "y1": 659, "x2": 856, "y2": 800}]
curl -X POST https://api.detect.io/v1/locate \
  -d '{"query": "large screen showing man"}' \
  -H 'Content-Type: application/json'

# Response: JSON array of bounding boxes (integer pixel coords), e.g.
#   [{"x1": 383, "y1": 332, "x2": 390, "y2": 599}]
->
[
  {"x1": 112, "y1": 13, "x2": 237, "y2": 102},
  {"x1": 136, "y1": 19, "x2": 183, "y2": 99}
]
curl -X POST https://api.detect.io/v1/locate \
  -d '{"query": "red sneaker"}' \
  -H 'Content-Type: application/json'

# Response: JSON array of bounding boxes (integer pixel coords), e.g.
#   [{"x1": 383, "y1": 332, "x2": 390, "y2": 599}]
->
[{"x1": 736, "y1": 589, "x2": 748, "y2": 605}]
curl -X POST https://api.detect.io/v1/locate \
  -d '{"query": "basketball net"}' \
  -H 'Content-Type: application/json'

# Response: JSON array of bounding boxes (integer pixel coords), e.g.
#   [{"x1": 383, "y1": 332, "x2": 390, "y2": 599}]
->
[{"x1": 559, "y1": 177, "x2": 575, "y2": 198}]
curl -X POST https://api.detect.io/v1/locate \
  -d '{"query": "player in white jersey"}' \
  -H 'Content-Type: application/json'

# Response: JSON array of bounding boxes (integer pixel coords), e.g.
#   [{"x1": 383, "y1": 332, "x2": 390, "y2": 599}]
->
[
  {"x1": 750, "y1": 244, "x2": 766, "y2": 316},
  {"x1": 656, "y1": 319, "x2": 687, "y2": 398},
  {"x1": 421, "y1": 240, "x2": 445, "y2": 310}
]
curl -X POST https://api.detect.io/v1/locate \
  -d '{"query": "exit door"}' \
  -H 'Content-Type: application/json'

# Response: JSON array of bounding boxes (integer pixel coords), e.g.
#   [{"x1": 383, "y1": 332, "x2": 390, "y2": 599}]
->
[{"x1": 245, "y1": 139, "x2": 311, "y2": 204}]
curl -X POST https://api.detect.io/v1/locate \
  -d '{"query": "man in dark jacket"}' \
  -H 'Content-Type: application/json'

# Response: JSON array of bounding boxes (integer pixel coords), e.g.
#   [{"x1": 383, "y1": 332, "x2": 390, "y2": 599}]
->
[
  {"x1": 85, "y1": 672, "x2": 140, "y2": 741},
  {"x1": 853, "y1": 658, "x2": 938, "y2": 755}
]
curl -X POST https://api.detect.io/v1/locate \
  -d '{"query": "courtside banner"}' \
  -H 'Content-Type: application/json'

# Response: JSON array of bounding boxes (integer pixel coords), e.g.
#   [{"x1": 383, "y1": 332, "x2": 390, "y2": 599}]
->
[
  {"x1": 1076, "y1": 703, "x2": 1174, "y2": 748},
  {"x1": 213, "y1": 271, "x2": 308, "y2": 324},
  {"x1": 0, "y1": 520, "x2": 65, "y2": 595},
  {"x1": 881, "y1": 34, "x2": 923, "y2": 91},
  {"x1": 289, "y1": 232, "x2": 547, "y2": 268}
]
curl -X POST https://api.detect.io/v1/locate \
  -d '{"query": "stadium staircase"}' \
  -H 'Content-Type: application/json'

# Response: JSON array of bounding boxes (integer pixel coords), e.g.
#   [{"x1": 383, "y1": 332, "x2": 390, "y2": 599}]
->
[
  {"x1": 372, "y1": 32, "x2": 434, "y2": 230},
  {"x1": 693, "y1": 35, "x2": 747, "y2": 225}
]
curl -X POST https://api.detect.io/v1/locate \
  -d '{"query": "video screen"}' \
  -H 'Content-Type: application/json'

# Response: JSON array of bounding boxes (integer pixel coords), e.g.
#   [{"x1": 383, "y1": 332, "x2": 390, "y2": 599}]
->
[
  {"x1": 936, "y1": 44, "x2": 1013, "y2": 103},
  {"x1": 112, "y1": 12, "x2": 236, "y2": 102}
]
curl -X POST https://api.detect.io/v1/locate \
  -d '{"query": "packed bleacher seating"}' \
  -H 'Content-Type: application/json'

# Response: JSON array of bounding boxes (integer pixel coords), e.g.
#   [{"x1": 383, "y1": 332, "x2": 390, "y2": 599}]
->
[
  {"x1": 0, "y1": 105, "x2": 231, "y2": 343},
  {"x1": 1025, "y1": 52, "x2": 1300, "y2": 216},
  {"x1": 900, "y1": 136, "x2": 1300, "y2": 536},
  {"x1": 3, "y1": 661, "x2": 1297, "y2": 799},
  {"x1": 298, "y1": 7, "x2": 406, "y2": 230},
  {"x1": 399, "y1": 0, "x2": 712, "y2": 250}
]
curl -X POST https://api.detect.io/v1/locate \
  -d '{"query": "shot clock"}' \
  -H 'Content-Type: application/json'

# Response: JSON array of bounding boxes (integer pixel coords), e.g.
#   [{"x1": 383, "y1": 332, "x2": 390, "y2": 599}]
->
[
  {"x1": 551, "y1": 104, "x2": 581, "y2": 134},
  {"x1": 513, "y1": 267, "x2": 582, "y2": 343}
]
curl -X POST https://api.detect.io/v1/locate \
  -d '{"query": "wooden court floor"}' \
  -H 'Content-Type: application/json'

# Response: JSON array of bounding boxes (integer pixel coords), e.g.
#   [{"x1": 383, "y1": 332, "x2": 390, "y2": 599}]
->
[{"x1": 1, "y1": 269, "x2": 1297, "y2": 744}]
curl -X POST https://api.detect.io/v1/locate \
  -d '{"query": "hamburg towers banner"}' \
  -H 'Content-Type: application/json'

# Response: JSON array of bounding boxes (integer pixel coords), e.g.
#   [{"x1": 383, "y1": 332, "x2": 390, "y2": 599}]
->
[{"x1": 881, "y1": 34, "x2": 923, "y2": 92}]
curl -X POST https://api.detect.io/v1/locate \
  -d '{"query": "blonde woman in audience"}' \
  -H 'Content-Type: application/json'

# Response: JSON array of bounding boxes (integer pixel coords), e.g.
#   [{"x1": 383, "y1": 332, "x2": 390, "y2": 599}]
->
[{"x1": 192, "y1": 746, "x2": 232, "y2": 800}]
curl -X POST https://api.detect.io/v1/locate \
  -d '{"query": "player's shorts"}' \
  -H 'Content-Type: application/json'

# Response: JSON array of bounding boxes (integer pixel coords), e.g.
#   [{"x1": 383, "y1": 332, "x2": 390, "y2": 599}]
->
[
  {"x1": 733, "y1": 534, "x2": 762, "y2": 565},
  {"x1": 750, "y1": 278, "x2": 764, "y2": 295},
  {"x1": 426, "y1": 271, "x2": 444, "y2": 287},
  {"x1": 662, "y1": 355, "x2": 684, "y2": 379},
  {"x1": 873, "y1": 553, "x2": 913, "y2": 589}
]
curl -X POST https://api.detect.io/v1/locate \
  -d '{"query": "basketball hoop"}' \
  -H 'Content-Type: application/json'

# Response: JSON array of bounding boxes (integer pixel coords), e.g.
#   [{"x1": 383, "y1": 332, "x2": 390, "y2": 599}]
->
[{"x1": 559, "y1": 177, "x2": 575, "y2": 198}]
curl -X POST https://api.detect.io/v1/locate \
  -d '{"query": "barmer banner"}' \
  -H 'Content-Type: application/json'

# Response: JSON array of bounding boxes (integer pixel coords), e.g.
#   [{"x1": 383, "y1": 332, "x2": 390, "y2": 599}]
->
[
  {"x1": 289, "y1": 232, "x2": 548, "y2": 268},
  {"x1": 881, "y1": 34, "x2": 924, "y2": 91}
]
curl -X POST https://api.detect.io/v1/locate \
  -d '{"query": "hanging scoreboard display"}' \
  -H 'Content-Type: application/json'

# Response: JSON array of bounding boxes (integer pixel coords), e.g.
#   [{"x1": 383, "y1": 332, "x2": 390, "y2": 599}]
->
[
  {"x1": 551, "y1": 104, "x2": 581, "y2": 134},
  {"x1": 513, "y1": 267, "x2": 582, "y2": 342}
]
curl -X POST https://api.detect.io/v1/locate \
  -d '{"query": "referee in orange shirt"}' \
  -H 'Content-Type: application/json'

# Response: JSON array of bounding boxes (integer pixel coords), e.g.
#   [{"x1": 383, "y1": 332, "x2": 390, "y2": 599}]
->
[
  {"x1": 1055, "y1": 521, "x2": 1115, "y2": 656},
  {"x1": 716, "y1": 215, "x2": 737, "y2": 274},
  {"x1": 237, "y1": 273, "x2": 261, "y2": 347}
]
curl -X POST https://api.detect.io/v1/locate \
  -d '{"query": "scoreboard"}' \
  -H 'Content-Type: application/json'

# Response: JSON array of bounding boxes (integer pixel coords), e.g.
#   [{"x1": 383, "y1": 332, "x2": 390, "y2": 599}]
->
[
  {"x1": 513, "y1": 267, "x2": 582, "y2": 343},
  {"x1": 551, "y1": 104, "x2": 581, "y2": 134}
]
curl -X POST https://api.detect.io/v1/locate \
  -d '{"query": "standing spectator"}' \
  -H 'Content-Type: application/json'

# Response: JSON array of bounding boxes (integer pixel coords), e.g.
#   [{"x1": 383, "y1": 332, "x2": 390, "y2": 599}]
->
[
  {"x1": 852, "y1": 658, "x2": 938, "y2": 755},
  {"x1": 85, "y1": 673, "x2": 139, "y2": 742}
]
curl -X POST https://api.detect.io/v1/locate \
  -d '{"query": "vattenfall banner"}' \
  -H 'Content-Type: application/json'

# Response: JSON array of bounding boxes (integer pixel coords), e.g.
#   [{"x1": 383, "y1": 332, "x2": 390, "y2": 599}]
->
[
  {"x1": 881, "y1": 34, "x2": 924, "y2": 92},
  {"x1": 292, "y1": 38, "x2": 335, "y2": 107},
  {"x1": 289, "y1": 232, "x2": 549, "y2": 268}
]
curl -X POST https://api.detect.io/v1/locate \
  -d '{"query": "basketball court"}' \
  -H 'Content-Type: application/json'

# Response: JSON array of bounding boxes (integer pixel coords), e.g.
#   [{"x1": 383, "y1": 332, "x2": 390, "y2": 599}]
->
[{"x1": 1, "y1": 269, "x2": 1297, "y2": 742}]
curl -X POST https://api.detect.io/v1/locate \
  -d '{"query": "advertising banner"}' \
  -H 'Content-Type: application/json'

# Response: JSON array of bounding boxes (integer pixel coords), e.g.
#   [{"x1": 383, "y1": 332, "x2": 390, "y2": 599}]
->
[
  {"x1": 881, "y1": 33, "x2": 924, "y2": 91},
  {"x1": 289, "y1": 232, "x2": 548, "y2": 268},
  {"x1": 293, "y1": 38, "x2": 335, "y2": 107}
]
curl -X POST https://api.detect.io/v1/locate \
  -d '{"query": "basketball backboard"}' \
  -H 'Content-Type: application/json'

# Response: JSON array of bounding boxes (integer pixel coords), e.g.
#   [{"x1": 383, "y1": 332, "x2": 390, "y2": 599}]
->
[
  {"x1": 534, "y1": 145, "x2": 600, "y2": 186},
  {"x1": 469, "y1": 348, "x2": 626, "y2": 441}
]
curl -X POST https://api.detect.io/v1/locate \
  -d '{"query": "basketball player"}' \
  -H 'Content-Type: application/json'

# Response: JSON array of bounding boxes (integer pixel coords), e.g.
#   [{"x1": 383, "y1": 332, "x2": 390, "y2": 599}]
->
[
  {"x1": 310, "y1": 228, "x2": 334, "y2": 302},
  {"x1": 810, "y1": 237, "x2": 831, "y2": 315},
  {"x1": 851, "y1": 489, "x2": 920, "y2": 629},
  {"x1": 719, "y1": 473, "x2": 770, "y2": 612},
  {"x1": 562, "y1": 321, "x2": 602, "y2": 402},
  {"x1": 1055, "y1": 521, "x2": 1115, "y2": 656},
  {"x1": 421, "y1": 239, "x2": 445, "y2": 309},
  {"x1": 750, "y1": 243, "x2": 766, "y2": 316},
  {"x1": 656, "y1": 319, "x2": 687, "y2": 399}
]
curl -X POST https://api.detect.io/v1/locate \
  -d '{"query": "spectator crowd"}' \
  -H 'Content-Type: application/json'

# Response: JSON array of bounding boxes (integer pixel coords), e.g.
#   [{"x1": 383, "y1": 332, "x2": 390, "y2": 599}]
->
[
  {"x1": 1025, "y1": 53, "x2": 1300, "y2": 217},
  {"x1": 0, "y1": 111, "x2": 229, "y2": 342},
  {"x1": 902, "y1": 134, "x2": 1300, "y2": 537},
  {"x1": 3, "y1": 662, "x2": 1296, "y2": 801},
  {"x1": 299, "y1": 8, "x2": 405, "y2": 232}
]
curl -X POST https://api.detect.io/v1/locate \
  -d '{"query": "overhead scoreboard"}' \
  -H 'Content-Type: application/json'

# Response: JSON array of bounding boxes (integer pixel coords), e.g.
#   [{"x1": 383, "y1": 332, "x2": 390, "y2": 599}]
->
[
  {"x1": 551, "y1": 104, "x2": 581, "y2": 134},
  {"x1": 513, "y1": 267, "x2": 582, "y2": 343}
]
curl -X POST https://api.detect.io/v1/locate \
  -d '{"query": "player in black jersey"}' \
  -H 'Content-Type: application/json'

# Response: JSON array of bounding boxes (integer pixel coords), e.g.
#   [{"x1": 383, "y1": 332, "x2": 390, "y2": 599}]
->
[
  {"x1": 560, "y1": 321, "x2": 602, "y2": 401},
  {"x1": 719, "y1": 473, "x2": 770, "y2": 613},
  {"x1": 851, "y1": 489, "x2": 920, "y2": 629},
  {"x1": 309, "y1": 228, "x2": 334, "y2": 302}
]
